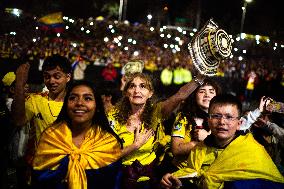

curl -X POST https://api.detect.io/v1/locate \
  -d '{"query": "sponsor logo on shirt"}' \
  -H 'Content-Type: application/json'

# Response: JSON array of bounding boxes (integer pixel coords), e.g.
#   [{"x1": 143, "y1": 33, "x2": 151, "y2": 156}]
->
[{"x1": 174, "y1": 124, "x2": 182, "y2": 130}]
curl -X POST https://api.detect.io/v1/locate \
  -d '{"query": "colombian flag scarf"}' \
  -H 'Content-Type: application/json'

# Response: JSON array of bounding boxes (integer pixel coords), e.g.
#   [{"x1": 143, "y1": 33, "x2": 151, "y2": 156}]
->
[
  {"x1": 173, "y1": 133, "x2": 284, "y2": 188},
  {"x1": 33, "y1": 122, "x2": 121, "y2": 189}
]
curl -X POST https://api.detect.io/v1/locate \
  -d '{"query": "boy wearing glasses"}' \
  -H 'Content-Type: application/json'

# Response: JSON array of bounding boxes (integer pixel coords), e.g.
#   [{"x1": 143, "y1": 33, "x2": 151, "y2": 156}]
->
[{"x1": 161, "y1": 94, "x2": 284, "y2": 189}]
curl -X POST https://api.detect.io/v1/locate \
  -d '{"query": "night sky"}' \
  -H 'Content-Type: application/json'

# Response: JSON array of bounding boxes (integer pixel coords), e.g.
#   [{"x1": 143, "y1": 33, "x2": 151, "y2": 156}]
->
[{"x1": 1, "y1": 0, "x2": 282, "y2": 37}]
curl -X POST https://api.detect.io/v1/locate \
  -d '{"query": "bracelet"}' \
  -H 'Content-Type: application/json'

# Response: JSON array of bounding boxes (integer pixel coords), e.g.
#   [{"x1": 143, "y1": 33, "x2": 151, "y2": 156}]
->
[
  {"x1": 195, "y1": 125, "x2": 204, "y2": 129},
  {"x1": 194, "y1": 77, "x2": 204, "y2": 86}
]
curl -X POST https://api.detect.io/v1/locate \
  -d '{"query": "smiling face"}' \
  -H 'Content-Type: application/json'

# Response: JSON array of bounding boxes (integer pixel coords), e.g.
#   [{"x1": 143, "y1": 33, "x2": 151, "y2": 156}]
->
[
  {"x1": 126, "y1": 77, "x2": 153, "y2": 106},
  {"x1": 196, "y1": 85, "x2": 217, "y2": 112},
  {"x1": 43, "y1": 66, "x2": 71, "y2": 96},
  {"x1": 208, "y1": 103, "x2": 241, "y2": 147},
  {"x1": 67, "y1": 85, "x2": 96, "y2": 127}
]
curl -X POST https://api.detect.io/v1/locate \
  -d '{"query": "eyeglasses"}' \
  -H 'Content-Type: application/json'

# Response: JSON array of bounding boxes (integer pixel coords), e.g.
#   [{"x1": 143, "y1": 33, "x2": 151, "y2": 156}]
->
[{"x1": 209, "y1": 114, "x2": 239, "y2": 122}]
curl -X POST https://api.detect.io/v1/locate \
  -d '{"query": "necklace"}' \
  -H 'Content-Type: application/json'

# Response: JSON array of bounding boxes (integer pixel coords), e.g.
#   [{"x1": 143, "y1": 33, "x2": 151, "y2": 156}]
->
[{"x1": 47, "y1": 97, "x2": 59, "y2": 117}]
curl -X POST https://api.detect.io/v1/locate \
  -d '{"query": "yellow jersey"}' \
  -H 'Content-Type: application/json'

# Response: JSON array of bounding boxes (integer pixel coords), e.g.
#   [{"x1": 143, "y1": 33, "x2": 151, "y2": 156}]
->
[
  {"x1": 108, "y1": 103, "x2": 166, "y2": 166},
  {"x1": 25, "y1": 92, "x2": 63, "y2": 142},
  {"x1": 171, "y1": 112, "x2": 193, "y2": 169}
]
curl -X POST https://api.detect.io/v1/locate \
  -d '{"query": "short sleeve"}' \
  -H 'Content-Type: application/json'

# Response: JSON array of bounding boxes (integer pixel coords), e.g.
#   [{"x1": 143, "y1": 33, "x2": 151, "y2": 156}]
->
[
  {"x1": 172, "y1": 112, "x2": 188, "y2": 138},
  {"x1": 25, "y1": 95, "x2": 35, "y2": 123}
]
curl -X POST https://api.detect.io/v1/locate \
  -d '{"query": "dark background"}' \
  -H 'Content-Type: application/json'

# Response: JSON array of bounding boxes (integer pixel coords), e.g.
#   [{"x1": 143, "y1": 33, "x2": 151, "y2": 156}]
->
[{"x1": 1, "y1": 0, "x2": 283, "y2": 38}]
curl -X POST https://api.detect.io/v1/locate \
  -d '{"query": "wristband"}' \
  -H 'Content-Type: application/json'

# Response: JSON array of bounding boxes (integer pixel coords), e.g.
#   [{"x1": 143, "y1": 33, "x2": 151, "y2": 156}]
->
[{"x1": 195, "y1": 125, "x2": 204, "y2": 129}]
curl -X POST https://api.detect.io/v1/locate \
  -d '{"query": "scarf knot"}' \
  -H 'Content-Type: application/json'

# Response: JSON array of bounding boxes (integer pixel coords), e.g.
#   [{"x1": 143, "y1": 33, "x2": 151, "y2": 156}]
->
[{"x1": 70, "y1": 149, "x2": 82, "y2": 161}]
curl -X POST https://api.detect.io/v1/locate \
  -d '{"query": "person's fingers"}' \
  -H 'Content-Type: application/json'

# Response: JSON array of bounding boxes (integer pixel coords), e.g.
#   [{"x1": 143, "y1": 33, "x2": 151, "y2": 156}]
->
[
  {"x1": 160, "y1": 179, "x2": 171, "y2": 189},
  {"x1": 135, "y1": 124, "x2": 140, "y2": 137},
  {"x1": 265, "y1": 97, "x2": 272, "y2": 104},
  {"x1": 146, "y1": 129, "x2": 154, "y2": 138},
  {"x1": 22, "y1": 62, "x2": 30, "y2": 70},
  {"x1": 161, "y1": 174, "x2": 173, "y2": 188},
  {"x1": 17, "y1": 63, "x2": 30, "y2": 74},
  {"x1": 174, "y1": 177, "x2": 182, "y2": 187}
]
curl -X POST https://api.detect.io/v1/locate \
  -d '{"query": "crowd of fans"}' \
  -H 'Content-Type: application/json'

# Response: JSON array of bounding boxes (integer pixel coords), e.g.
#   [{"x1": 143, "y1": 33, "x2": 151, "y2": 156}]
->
[
  {"x1": 1, "y1": 10, "x2": 284, "y2": 189},
  {"x1": 1, "y1": 11, "x2": 283, "y2": 104}
]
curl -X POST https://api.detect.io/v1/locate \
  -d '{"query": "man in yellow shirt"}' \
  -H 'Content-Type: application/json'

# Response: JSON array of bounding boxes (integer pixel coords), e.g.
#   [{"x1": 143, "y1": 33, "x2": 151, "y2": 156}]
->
[{"x1": 12, "y1": 54, "x2": 72, "y2": 152}]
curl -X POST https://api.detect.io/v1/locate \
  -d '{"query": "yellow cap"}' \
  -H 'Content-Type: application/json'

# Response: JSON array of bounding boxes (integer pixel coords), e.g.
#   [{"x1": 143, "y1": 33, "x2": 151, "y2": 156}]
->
[{"x1": 2, "y1": 72, "x2": 16, "y2": 86}]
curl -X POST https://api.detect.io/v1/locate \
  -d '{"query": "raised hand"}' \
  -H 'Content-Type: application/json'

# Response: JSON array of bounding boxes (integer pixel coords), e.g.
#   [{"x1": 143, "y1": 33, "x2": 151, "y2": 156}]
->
[
  {"x1": 194, "y1": 117, "x2": 204, "y2": 126},
  {"x1": 259, "y1": 96, "x2": 273, "y2": 113},
  {"x1": 194, "y1": 129, "x2": 211, "y2": 142},
  {"x1": 15, "y1": 63, "x2": 30, "y2": 87}
]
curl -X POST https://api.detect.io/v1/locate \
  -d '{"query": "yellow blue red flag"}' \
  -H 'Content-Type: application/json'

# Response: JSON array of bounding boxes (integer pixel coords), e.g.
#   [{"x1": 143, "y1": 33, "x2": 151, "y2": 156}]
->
[{"x1": 38, "y1": 12, "x2": 63, "y2": 25}]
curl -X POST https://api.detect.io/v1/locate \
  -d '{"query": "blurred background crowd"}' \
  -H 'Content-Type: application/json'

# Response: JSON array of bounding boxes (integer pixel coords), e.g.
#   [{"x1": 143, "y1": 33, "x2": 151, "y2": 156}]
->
[
  {"x1": 0, "y1": 1, "x2": 284, "y2": 188},
  {"x1": 1, "y1": 9, "x2": 283, "y2": 107}
]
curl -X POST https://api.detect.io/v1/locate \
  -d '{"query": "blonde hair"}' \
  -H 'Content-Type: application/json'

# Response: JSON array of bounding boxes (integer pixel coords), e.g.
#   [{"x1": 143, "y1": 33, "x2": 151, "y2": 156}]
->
[{"x1": 115, "y1": 73, "x2": 156, "y2": 128}]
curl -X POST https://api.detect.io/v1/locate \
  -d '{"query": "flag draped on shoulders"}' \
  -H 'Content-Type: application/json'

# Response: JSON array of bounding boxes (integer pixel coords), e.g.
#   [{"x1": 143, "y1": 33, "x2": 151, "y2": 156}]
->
[
  {"x1": 173, "y1": 133, "x2": 284, "y2": 189},
  {"x1": 33, "y1": 122, "x2": 121, "y2": 189}
]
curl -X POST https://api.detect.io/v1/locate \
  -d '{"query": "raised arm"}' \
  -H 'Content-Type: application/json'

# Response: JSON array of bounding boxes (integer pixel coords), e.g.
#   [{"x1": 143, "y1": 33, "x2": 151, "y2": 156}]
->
[
  {"x1": 172, "y1": 118, "x2": 209, "y2": 157},
  {"x1": 171, "y1": 137, "x2": 199, "y2": 157},
  {"x1": 160, "y1": 73, "x2": 205, "y2": 118},
  {"x1": 240, "y1": 96, "x2": 272, "y2": 131},
  {"x1": 11, "y1": 63, "x2": 30, "y2": 127}
]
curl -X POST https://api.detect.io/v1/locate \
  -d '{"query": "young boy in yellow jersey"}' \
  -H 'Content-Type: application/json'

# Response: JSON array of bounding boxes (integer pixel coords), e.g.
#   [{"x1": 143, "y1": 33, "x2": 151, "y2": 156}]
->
[{"x1": 12, "y1": 54, "x2": 72, "y2": 155}]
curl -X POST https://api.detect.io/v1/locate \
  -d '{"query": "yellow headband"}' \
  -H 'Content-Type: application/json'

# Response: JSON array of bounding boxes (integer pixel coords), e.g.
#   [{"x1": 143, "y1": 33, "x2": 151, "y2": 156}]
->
[{"x1": 2, "y1": 72, "x2": 16, "y2": 86}]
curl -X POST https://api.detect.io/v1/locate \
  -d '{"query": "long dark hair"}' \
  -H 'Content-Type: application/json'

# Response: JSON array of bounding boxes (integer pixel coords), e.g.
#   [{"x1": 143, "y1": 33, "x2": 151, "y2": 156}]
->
[
  {"x1": 54, "y1": 80, "x2": 122, "y2": 146},
  {"x1": 180, "y1": 78, "x2": 222, "y2": 131}
]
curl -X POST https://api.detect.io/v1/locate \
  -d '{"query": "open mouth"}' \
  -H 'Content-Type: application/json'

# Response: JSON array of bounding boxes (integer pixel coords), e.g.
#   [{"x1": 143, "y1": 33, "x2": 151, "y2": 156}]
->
[
  {"x1": 49, "y1": 86, "x2": 58, "y2": 91},
  {"x1": 216, "y1": 128, "x2": 228, "y2": 132},
  {"x1": 133, "y1": 96, "x2": 142, "y2": 99},
  {"x1": 202, "y1": 99, "x2": 210, "y2": 103},
  {"x1": 73, "y1": 110, "x2": 86, "y2": 115}
]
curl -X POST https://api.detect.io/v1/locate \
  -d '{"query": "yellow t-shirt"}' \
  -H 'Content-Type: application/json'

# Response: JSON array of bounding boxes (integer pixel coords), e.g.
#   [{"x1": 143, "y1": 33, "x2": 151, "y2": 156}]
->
[
  {"x1": 107, "y1": 103, "x2": 166, "y2": 166},
  {"x1": 171, "y1": 112, "x2": 193, "y2": 169},
  {"x1": 246, "y1": 76, "x2": 256, "y2": 90},
  {"x1": 25, "y1": 92, "x2": 63, "y2": 142}
]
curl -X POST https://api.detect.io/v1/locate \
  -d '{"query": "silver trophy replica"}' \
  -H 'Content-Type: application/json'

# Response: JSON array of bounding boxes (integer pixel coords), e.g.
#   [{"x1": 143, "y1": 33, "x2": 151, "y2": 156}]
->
[{"x1": 188, "y1": 19, "x2": 232, "y2": 76}]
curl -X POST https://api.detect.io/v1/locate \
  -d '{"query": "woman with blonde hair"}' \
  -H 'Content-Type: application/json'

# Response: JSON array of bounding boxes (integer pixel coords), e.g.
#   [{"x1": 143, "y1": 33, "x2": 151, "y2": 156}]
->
[{"x1": 108, "y1": 72, "x2": 205, "y2": 189}]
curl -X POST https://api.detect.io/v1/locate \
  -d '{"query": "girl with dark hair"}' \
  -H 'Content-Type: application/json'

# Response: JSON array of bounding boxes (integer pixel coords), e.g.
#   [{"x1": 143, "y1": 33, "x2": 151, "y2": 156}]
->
[
  {"x1": 32, "y1": 81, "x2": 122, "y2": 189},
  {"x1": 171, "y1": 79, "x2": 221, "y2": 170}
]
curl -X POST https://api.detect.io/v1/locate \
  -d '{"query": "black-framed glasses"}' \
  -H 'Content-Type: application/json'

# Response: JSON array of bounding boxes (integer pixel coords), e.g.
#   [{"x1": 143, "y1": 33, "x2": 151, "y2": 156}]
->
[{"x1": 209, "y1": 114, "x2": 239, "y2": 122}]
